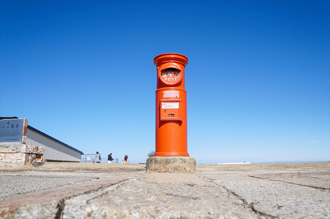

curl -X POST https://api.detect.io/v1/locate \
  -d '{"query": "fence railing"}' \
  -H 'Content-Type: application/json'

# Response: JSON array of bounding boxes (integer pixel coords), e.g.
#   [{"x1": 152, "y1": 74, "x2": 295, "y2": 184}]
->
[{"x1": 81, "y1": 154, "x2": 119, "y2": 163}]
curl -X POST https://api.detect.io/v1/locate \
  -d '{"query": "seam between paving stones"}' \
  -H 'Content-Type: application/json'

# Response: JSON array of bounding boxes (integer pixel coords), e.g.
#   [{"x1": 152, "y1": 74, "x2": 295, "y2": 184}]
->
[
  {"x1": 0, "y1": 175, "x2": 101, "y2": 202},
  {"x1": 248, "y1": 175, "x2": 330, "y2": 191},
  {"x1": 59, "y1": 177, "x2": 140, "y2": 218},
  {"x1": 85, "y1": 177, "x2": 140, "y2": 203},
  {"x1": 198, "y1": 175, "x2": 278, "y2": 219},
  {"x1": 1, "y1": 178, "x2": 132, "y2": 219}
]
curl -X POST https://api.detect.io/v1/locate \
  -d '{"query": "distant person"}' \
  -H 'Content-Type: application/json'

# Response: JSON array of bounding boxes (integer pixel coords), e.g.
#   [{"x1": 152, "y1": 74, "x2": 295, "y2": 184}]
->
[
  {"x1": 108, "y1": 153, "x2": 114, "y2": 164},
  {"x1": 95, "y1": 151, "x2": 101, "y2": 163},
  {"x1": 122, "y1": 155, "x2": 129, "y2": 164}
]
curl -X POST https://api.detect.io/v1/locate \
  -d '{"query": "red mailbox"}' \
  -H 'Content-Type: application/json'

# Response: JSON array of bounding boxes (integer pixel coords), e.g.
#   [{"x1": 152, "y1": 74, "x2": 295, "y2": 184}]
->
[{"x1": 154, "y1": 53, "x2": 189, "y2": 156}]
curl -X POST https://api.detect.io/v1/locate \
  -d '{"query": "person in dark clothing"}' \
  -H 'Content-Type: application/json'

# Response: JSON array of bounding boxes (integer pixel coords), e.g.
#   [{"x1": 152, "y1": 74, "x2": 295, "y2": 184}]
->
[{"x1": 108, "y1": 153, "x2": 114, "y2": 163}]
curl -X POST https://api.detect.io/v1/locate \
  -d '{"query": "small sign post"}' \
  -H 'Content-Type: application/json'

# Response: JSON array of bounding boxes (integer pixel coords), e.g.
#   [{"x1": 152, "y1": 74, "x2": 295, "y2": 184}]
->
[{"x1": 0, "y1": 119, "x2": 25, "y2": 142}]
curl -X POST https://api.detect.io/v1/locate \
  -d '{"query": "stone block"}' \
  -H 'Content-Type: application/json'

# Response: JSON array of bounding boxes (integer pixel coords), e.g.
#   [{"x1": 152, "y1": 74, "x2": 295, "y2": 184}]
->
[
  {"x1": 146, "y1": 156, "x2": 196, "y2": 173},
  {"x1": 0, "y1": 142, "x2": 24, "y2": 152},
  {"x1": 0, "y1": 142, "x2": 44, "y2": 167},
  {"x1": 0, "y1": 143, "x2": 27, "y2": 166}
]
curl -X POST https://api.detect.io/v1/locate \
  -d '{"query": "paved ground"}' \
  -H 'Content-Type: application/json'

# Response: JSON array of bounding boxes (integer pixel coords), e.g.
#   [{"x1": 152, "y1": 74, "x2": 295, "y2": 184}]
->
[{"x1": 0, "y1": 162, "x2": 329, "y2": 218}]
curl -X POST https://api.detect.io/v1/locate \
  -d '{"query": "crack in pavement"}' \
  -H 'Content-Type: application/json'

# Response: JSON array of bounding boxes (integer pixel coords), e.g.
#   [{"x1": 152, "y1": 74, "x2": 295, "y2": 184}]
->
[
  {"x1": 248, "y1": 175, "x2": 330, "y2": 191},
  {"x1": 55, "y1": 199, "x2": 65, "y2": 219},
  {"x1": 60, "y1": 177, "x2": 138, "y2": 218},
  {"x1": 165, "y1": 193, "x2": 201, "y2": 200},
  {"x1": 198, "y1": 175, "x2": 277, "y2": 219},
  {"x1": 85, "y1": 178, "x2": 135, "y2": 203}
]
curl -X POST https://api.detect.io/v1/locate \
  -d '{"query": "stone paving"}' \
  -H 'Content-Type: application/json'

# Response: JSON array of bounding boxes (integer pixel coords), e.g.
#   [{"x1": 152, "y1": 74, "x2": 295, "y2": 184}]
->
[{"x1": 0, "y1": 162, "x2": 329, "y2": 218}]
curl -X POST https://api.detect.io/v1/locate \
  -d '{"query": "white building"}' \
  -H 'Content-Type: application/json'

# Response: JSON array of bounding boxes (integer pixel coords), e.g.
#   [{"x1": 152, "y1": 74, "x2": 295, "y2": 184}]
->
[{"x1": 26, "y1": 125, "x2": 83, "y2": 162}]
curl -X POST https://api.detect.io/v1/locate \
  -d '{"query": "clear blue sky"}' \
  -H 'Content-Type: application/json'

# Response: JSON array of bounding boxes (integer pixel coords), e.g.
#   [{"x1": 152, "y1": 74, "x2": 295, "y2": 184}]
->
[{"x1": 1, "y1": 0, "x2": 329, "y2": 164}]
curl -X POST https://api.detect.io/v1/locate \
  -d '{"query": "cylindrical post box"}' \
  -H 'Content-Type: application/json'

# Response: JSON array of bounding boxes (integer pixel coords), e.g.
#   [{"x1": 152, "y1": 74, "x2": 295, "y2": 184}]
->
[{"x1": 154, "y1": 53, "x2": 189, "y2": 157}]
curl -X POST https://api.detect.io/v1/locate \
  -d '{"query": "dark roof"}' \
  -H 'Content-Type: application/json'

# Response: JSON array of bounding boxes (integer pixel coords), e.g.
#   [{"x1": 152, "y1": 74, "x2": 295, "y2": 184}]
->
[
  {"x1": 27, "y1": 125, "x2": 84, "y2": 155},
  {"x1": 0, "y1": 117, "x2": 18, "y2": 119}
]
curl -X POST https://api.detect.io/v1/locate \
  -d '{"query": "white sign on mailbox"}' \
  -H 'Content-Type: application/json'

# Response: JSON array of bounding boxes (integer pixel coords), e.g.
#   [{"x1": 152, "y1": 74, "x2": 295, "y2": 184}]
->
[{"x1": 162, "y1": 102, "x2": 179, "y2": 109}]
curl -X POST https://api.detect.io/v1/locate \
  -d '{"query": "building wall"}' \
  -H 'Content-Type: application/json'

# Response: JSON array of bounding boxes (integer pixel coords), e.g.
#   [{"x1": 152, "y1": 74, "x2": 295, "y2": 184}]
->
[{"x1": 26, "y1": 129, "x2": 81, "y2": 162}]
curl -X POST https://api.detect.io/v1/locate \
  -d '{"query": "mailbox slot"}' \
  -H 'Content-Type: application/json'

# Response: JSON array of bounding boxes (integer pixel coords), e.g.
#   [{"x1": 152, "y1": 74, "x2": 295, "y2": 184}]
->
[
  {"x1": 158, "y1": 62, "x2": 183, "y2": 86},
  {"x1": 160, "y1": 99, "x2": 182, "y2": 121}
]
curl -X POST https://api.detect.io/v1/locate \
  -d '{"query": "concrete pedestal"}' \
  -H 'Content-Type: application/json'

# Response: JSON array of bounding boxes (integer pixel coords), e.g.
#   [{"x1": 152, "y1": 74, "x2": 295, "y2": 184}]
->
[{"x1": 146, "y1": 156, "x2": 196, "y2": 173}]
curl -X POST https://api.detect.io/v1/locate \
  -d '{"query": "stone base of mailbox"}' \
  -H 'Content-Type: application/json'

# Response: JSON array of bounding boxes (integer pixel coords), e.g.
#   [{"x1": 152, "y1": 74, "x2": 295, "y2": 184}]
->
[{"x1": 146, "y1": 156, "x2": 196, "y2": 173}]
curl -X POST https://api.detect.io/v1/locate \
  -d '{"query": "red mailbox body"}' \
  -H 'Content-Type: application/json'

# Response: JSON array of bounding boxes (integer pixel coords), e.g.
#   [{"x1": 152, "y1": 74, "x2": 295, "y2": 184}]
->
[{"x1": 154, "y1": 53, "x2": 189, "y2": 156}]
